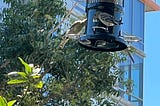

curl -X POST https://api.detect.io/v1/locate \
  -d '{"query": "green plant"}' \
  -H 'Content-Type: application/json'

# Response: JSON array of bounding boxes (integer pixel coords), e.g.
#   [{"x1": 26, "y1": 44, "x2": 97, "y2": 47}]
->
[
  {"x1": 7, "y1": 57, "x2": 43, "y2": 88},
  {"x1": 0, "y1": 96, "x2": 16, "y2": 106},
  {"x1": 0, "y1": 0, "x2": 66, "y2": 99},
  {"x1": 0, "y1": 0, "x2": 133, "y2": 105},
  {"x1": 7, "y1": 57, "x2": 43, "y2": 105}
]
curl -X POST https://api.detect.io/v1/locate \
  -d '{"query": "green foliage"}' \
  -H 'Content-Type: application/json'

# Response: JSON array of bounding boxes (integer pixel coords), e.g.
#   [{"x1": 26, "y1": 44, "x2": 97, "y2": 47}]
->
[
  {"x1": 7, "y1": 58, "x2": 44, "y2": 105},
  {"x1": 0, "y1": 96, "x2": 16, "y2": 106},
  {"x1": 9, "y1": 58, "x2": 42, "y2": 81},
  {"x1": 7, "y1": 100, "x2": 17, "y2": 106},
  {"x1": 34, "y1": 81, "x2": 43, "y2": 89},
  {"x1": 0, "y1": 0, "x2": 66, "y2": 68},
  {"x1": 0, "y1": 0, "x2": 66, "y2": 99},
  {"x1": 0, "y1": 96, "x2": 7, "y2": 106},
  {"x1": 0, "y1": 0, "x2": 132, "y2": 106},
  {"x1": 122, "y1": 79, "x2": 134, "y2": 94},
  {"x1": 7, "y1": 79, "x2": 27, "y2": 85},
  {"x1": 8, "y1": 57, "x2": 43, "y2": 88},
  {"x1": 34, "y1": 38, "x2": 127, "y2": 105},
  {"x1": 18, "y1": 57, "x2": 32, "y2": 74}
]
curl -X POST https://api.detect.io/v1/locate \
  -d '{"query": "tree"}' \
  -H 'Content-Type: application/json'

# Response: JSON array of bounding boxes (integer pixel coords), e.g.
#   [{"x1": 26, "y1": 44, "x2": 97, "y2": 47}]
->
[
  {"x1": 0, "y1": 0, "x2": 66, "y2": 97},
  {"x1": 0, "y1": 0, "x2": 129, "y2": 105}
]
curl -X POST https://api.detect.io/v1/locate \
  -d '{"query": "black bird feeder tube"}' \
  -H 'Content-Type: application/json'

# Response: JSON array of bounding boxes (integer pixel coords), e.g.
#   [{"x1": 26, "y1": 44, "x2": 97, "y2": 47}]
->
[{"x1": 79, "y1": 0, "x2": 127, "y2": 52}]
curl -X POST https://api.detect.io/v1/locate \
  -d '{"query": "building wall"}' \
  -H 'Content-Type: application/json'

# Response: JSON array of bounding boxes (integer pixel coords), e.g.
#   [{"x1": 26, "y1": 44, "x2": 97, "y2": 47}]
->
[{"x1": 121, "y1": 0, "x2": 145, "y2": 106}]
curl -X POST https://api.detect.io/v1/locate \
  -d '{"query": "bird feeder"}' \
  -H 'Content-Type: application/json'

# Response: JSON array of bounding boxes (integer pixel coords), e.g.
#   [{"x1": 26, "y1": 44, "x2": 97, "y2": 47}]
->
[{"x1": 79, "y1": 0, "x2": 127, "y2": 52}]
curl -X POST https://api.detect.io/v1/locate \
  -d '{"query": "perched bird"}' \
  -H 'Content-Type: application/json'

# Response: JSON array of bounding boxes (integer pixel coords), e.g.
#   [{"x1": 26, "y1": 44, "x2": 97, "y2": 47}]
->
[
  {"x1": 98, "y1": 12, "x2": 121, "y2": 26},
  {"x1": 59, "y1": 19, "x2": 87, "y2": 49}
]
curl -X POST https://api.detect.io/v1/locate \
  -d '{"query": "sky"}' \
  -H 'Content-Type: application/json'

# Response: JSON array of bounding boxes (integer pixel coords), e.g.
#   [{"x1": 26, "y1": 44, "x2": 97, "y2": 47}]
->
[{"x1": 144, "y1": 11, "x2": 160, "y2": 106}]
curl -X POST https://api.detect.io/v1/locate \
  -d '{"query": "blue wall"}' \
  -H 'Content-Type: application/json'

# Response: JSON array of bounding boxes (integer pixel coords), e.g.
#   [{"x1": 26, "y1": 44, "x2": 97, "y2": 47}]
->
[
  {"x1": 122, "y1": 0, "x2": 145, "y2": 106},
  {"x1": 123, "y1": 0, "x2": 144, "y2": 51}
]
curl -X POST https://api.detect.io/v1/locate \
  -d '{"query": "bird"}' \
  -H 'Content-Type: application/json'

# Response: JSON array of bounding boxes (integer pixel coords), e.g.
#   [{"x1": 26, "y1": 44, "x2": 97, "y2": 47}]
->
[
  {"x1": 97, "y1": 12, "x2": 121, "y2": 26},
  {"x1": 59, "y1": 19, "x2": 87, "y2": 49}
]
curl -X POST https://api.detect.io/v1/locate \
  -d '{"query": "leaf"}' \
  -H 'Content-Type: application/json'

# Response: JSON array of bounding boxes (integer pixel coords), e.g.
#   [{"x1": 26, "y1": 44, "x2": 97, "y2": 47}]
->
[
  {"x1": 18, "y1": 57, "x2": 32, "y2": 75},
  {"x1": 8, "y1": 72, "x2": 18, "y2": 76},
  {"x1": 7, "y1": 100, "x2": 16, "y2": 106},
  {"x1": 45, "y1": 14, "x2": 52, "y2": 20},
  {"x1": 17, "y1": 72, "x2": 27, "y2": 78},
  {"x1": 8, "y1": 72, "x2": 27, "y2": 78},
  {"x1": 0, "y1": 96, "x2": 7, "y2": 106},
  {"x1": 7, "y1": 79, "x2": 27, "y2": 85},
  {"x1": 34, "y1": 81, "x2": 43, "y2": 88},
  {"x1": 32, "y1": 75, "x2": 41, "y2": 79}
]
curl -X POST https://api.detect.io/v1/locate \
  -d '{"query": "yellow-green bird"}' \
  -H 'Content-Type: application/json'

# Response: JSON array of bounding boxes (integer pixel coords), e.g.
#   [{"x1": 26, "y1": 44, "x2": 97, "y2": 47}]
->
[{"x1": 59, "y1": 19, "x2": 87, "y2": 49}]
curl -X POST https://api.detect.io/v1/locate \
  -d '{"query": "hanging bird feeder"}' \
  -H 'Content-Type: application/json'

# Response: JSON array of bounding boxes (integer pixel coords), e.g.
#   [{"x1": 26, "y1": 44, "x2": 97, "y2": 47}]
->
[{"x1": 79, "y1": 0, "x2": 127, "y2": 52}]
